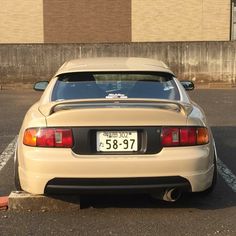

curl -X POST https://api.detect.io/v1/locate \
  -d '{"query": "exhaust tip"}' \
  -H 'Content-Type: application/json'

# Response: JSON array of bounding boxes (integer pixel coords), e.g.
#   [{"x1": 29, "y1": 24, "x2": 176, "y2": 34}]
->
[{"x1": 162, "y1": 188, "x2": 182, "y2": 202}]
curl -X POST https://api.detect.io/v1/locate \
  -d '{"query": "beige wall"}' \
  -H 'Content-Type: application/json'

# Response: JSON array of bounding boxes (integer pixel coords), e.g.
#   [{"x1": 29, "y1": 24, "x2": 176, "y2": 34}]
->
[
  {"x1": 0, "y1": 0, "x2": 232, "y2": 43},
  {"x1": 202, "y1": 0, "x2": 231, "y2": 40},
  {"x1": 132, "y1": 0, "x2": 231, "y2": 42},
  {"x1": 0, "y1": 0, "x2": 43, "y2": 43}
]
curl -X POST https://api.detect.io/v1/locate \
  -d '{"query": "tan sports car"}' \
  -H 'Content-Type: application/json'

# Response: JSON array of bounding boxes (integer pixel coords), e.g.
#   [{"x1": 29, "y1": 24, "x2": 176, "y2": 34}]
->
[{"x1": 15, "y1": 57, "x2": 217, "y2": 201}]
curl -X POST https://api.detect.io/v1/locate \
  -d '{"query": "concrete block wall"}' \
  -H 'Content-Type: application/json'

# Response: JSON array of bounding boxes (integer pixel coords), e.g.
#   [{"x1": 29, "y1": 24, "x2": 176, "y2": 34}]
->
[{"x1": 0, "y1": 42, "x2": 235, "y2": 86}]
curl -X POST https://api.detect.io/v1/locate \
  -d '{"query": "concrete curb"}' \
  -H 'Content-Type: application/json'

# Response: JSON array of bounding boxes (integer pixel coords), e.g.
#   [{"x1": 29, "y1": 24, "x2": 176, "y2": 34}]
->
[{"x1": 8, "y1": 191, "x2": 81, "y2": 212}]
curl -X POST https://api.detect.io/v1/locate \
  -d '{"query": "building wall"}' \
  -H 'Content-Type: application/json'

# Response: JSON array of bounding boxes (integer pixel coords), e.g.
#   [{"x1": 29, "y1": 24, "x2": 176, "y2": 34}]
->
[
  {"x1": 0, "y1": 0, "x2": 232, "y2": 43},
  {"x1": 202, "y1": 0, "x2": 231, "y2": 41},
  {"x1": 132, "y1": 0, "x2": 231, "y2": 42},
  {"x1": 0, "y1": 0, "x2": 44, "y2": 43},
  {"x1": 43, "y1": 0, "x2": 131, "y2": 43}
]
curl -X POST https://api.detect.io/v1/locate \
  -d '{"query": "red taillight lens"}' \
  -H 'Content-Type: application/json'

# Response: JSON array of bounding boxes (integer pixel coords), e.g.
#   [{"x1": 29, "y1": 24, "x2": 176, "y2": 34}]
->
[
  {"x1": 161, "y1": 127, "x2": 209, "y2": 147},
  {"x1": 180, "y1": 128, "x2": 196, "y2": 145},
  {"x1": 37, "y1": 128, "x2": 55, "y2": 147},
  {"x1": 54, "y1": 129, "x2": 73, "y2": 148},
  {"x1": 161, "y1": 128, "x2": 180, "y2": 146},
  {"x1": 23, "y1": 128, "x2": 73, "y2": 148}
]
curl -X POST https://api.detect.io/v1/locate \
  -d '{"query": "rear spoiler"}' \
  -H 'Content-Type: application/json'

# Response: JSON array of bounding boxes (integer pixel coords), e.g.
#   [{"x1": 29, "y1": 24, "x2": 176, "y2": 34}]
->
[{"x1": 39, "y1": 98, "x2": 193, "y2": 117}]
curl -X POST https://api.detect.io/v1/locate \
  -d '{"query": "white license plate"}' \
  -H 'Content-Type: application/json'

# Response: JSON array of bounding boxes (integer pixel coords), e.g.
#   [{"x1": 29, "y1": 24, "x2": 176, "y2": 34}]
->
[{"x1": 96, "y1": 131, "x2": 138, "y2": 152}]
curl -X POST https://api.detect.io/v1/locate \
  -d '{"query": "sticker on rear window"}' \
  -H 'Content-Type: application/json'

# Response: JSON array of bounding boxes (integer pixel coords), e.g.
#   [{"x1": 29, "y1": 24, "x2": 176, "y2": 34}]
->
[{"x1": 106, "y1": 94, "x2": 128, "y2": 99}]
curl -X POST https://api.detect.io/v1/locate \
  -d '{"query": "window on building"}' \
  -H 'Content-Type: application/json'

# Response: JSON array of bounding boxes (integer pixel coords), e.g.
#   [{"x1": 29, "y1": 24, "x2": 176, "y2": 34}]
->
[{"x1": 232, "y1": 0, "x2": 236, "y2": 39}]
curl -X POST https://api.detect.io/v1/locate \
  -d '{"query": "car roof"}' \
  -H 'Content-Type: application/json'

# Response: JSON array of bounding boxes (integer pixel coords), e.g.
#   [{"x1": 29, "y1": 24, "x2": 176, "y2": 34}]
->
[{"x1": 55, "y1": 57, "x2": 175, "y2": 76}]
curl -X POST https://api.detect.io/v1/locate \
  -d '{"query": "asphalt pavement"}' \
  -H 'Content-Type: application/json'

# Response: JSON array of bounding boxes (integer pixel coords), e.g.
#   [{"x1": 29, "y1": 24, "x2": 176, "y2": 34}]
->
[{"x1": 0, "y1": 89, "x2": 235, "y2": 236}]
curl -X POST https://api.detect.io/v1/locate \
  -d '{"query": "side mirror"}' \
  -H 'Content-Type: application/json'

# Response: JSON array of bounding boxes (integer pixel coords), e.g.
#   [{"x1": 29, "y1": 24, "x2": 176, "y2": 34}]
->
[
  {"x1": 180, "y1": 80, "x2": 194, "y2": 91},
  {"x1": 33, "y1": 81, "x2": 49, "y2": 91}
]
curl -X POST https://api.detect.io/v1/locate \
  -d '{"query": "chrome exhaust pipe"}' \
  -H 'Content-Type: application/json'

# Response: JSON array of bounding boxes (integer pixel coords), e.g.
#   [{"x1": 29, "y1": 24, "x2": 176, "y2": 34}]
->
[{"x1": 162, "y1": 188, "x2": 182, "y2": 202}]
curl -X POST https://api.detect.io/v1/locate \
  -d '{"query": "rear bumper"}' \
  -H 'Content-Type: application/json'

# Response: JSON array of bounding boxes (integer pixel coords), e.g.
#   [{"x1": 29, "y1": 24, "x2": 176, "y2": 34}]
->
[
  {"x1": 45, "y1": 177, "x2": 191, "y2": 194},
  {"x1": 18, "y1": 143, "x2": 215, "y2": 195}
]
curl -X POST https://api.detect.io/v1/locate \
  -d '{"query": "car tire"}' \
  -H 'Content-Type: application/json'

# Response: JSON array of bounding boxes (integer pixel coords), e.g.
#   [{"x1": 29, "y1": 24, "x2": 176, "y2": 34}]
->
[
  {"x1": 200, "y1": 154, "x2": 218, "y2": 195},
  {"x1": 14, "y1": 151, "x2": 22, "y2": 191}
]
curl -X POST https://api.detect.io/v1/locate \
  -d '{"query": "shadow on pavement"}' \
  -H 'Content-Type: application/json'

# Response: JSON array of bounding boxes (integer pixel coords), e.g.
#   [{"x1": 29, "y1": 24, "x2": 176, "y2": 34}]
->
[{"x1": 48, "y1": 175, "x2": 235, "y2": 211}]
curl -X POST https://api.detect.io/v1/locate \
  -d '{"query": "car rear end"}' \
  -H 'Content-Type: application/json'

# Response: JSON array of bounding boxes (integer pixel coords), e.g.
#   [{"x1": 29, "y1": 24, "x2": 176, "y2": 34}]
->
[{"x1": 17, "y1": 65, "x2": 216, "y2": 196}]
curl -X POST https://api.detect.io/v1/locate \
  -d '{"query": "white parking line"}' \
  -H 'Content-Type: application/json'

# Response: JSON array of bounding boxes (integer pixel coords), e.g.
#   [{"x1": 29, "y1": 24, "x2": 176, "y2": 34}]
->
[
  {"x1": 0, "y1": 136, "x2": 18, "y2": 172},
  {"x1": 217, "y1": 159, "x2": 236, "y2": 193},
  {"x1": 0, "y1": 136, "x2": 236, "y2": 193}
]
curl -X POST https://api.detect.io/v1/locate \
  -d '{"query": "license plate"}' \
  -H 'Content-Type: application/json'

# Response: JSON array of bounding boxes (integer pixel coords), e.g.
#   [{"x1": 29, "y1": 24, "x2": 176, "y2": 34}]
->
[{"x1": 96, "y1": 131, "x2": 138, "y2": 152}]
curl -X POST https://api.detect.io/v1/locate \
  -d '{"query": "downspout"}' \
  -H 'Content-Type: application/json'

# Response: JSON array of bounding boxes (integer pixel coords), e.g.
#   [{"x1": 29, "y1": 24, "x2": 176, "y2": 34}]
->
[{"x1": 230, "y1": 0, "x2": 234, "y2": 40}]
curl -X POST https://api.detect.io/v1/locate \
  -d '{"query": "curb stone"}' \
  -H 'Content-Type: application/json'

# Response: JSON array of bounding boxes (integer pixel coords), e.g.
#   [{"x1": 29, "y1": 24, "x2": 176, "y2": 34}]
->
[{"x1": 8, "y1": 191, "x2": 81, "y2": 212}]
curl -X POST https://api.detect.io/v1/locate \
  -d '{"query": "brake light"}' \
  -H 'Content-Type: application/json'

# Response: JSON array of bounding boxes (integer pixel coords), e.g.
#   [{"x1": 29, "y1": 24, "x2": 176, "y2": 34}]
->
[
  {"x1": 23, "y1": 128, "x2": 73, "y2": 148},
  {"x1": 180, "y1": 128, "x2": 196, "y2": 145},
  {"x1": 161, "y1": 127, "x2": 209, "y2": 147}
]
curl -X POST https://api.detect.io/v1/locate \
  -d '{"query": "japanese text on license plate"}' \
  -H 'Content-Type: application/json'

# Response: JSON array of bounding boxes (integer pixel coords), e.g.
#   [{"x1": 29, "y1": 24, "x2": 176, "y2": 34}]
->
[{"x1": 96, "y1": 131, "x2": 138, "y2": 152}]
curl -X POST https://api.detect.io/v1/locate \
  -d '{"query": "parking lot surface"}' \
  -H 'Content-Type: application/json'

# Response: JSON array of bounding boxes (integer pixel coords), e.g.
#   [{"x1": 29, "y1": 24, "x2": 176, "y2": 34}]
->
[{"x1": 0, "y1": 89, "x2": 235, "y2": 236}]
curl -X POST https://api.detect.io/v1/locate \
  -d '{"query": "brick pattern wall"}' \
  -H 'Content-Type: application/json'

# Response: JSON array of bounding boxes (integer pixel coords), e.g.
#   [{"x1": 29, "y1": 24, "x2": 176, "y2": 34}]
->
[
  {"x1": 0, "y1": 0, "x2": 232, "y2": 43},
  {"x1": 132, "y1": 0, "x2": 231, "y2": 42},
  {"x1": 43, "y1": 0, "x2": 131, "y2": 43},
  {"x1": 0, "y1": 0, "x2": 43, "y2": 43},
  {"x1": 202, "y1": 0, "x2": 231, "y2": 40}
]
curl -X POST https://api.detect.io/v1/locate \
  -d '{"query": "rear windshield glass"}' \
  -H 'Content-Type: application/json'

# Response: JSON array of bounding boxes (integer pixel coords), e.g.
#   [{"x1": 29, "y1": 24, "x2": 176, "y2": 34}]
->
[{"x1": 51, "y1": 72, "x2": 180, "y2": 101}]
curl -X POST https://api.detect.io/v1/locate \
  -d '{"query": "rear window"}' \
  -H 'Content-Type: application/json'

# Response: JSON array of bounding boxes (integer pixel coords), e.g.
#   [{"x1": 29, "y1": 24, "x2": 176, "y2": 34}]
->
[{"x1": 51, "y1": 72, "x2": 180, "y2": 101}]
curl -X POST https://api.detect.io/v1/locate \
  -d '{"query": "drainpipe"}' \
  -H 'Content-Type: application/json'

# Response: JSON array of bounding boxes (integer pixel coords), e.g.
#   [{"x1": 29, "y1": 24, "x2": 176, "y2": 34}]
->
[{"x1": 230, "y1": 0, "x2": 234, "y2": 40}]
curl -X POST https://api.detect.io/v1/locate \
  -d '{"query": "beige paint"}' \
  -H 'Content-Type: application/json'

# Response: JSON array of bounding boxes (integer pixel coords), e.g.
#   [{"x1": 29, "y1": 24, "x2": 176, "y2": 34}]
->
[
  {"x1": 0, "y1": 0, "x2": 43, "y2": 43},
  {"x1": 55, "y1": 57, "x2": 172, "y2": 76},
  {"x1": 132, "y1": 0, "x2": 231, "y2": 42},
  {"x1": 45, "y1": 107, "x2": 187, "y2": 127},
  {"x1": 18, "y1": 143, "x2": 214, "y2": 194},
  {"x1": 16, "y1": 57, "x2": 215, "y2": 194},
  {"x1": 18, "y1": 100, "x2": 214, "y2": 194}
]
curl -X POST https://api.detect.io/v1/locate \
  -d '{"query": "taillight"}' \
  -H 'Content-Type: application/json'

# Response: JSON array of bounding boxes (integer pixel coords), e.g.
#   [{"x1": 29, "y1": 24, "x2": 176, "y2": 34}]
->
[
  {"x1": 161, "y1": 127, "x2": 209, "y2": 147},
  {"x1": 180, "y1": 128, "x2": 196, "y2": 145},
  {"x1": 196, "y1": 128, "x2": 209, "y2": 145},
  {"x1": 23, "y1": 128, "x2": 73, "y2": 148}
]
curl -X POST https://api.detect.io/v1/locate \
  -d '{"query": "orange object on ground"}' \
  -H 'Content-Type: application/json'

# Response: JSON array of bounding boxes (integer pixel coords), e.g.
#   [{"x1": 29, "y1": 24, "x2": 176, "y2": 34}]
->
[{"x1": 0, "y1": 196, "x2": 8, "y2": 210}]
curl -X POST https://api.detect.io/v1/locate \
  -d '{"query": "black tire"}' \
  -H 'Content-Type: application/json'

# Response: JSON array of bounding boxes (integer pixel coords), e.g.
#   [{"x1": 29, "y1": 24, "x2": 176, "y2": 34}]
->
[
  {"x1": 199, "y1": 155, "x2": 218, "y2": 195},
  {"x1": 14, "y1": 151, "x2": 22, "y2": 191}
]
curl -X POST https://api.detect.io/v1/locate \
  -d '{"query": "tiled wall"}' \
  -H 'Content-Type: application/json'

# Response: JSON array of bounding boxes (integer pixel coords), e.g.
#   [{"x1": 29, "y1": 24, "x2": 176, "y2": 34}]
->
[
  {"x1": 0, "y1": 0, "x2": 44, "y2": 43},
  {"x1": 43, "y1": 0, "x2": 131, "y2": 43},
  {"x1": 0, "y1": 0, "x2": 231, "y2": 43},
  {"x1": 132, "y1": 0, "x2": 231, "y2": 42}
]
